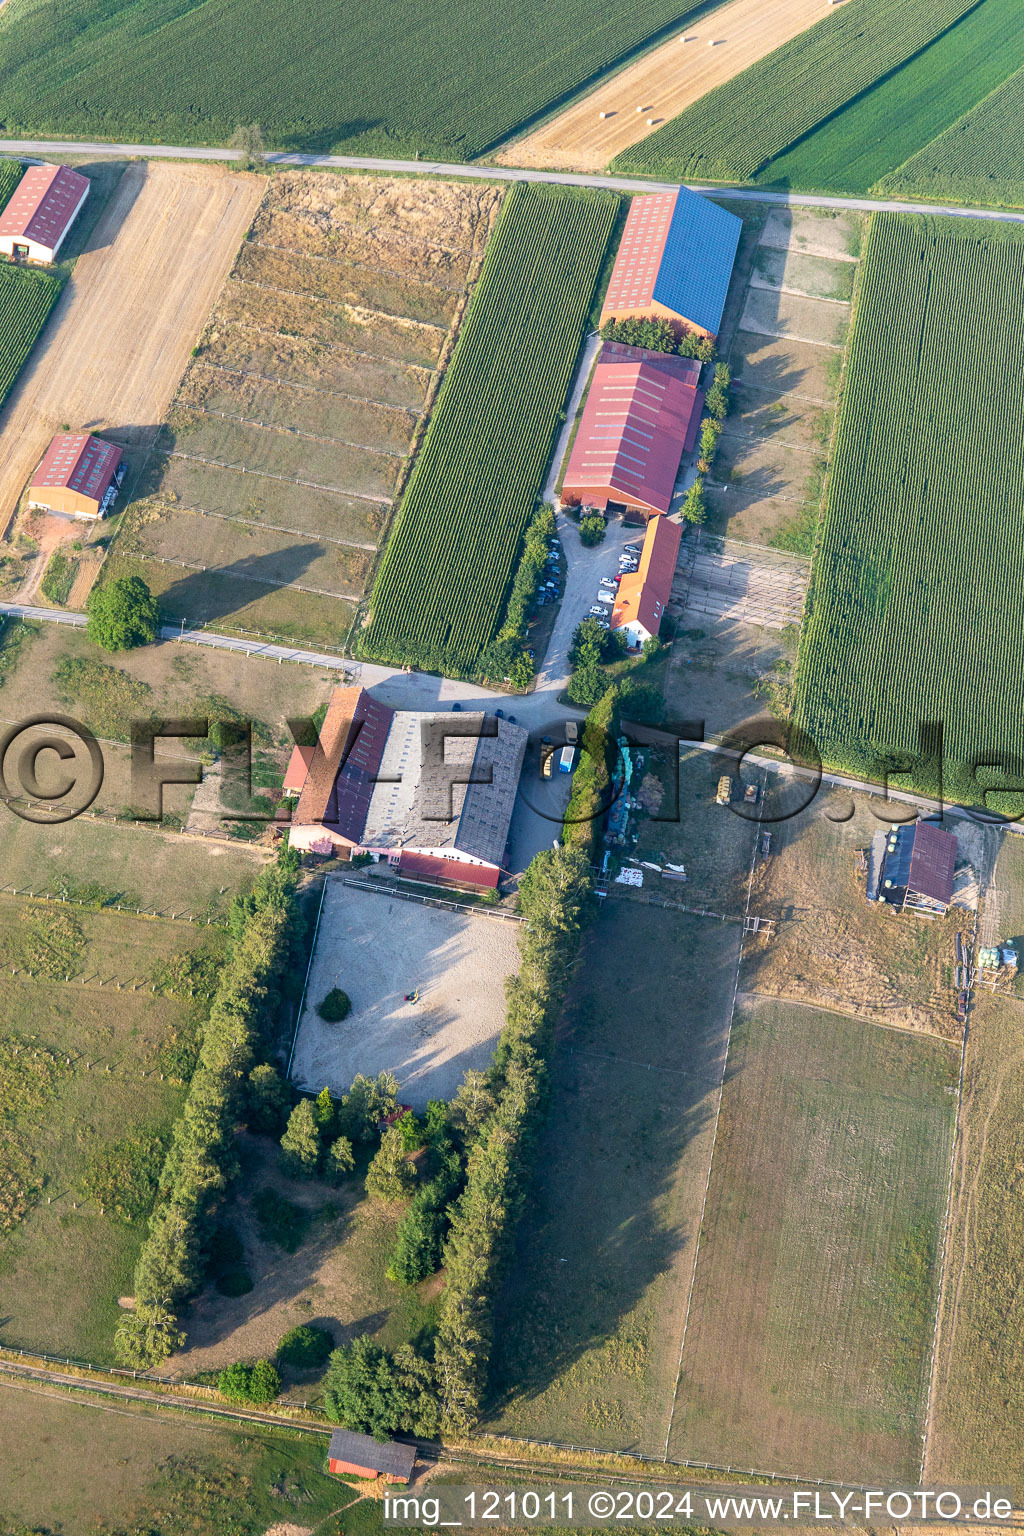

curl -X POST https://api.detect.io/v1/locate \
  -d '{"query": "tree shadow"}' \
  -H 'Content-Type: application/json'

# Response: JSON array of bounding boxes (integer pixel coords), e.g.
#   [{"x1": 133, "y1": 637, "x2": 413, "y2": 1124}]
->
[
  {"x1": 273, "y1": 121, "x2": 385, "y2": 157},
  {"x1": 148, "y1": 541, "x2": 323, "y2": 625}
]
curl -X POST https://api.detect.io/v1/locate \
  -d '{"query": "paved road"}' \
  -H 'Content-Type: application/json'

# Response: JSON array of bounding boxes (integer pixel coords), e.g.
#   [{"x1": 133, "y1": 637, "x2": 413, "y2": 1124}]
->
[{"x1": 1, "y1": 139, "x2": 1023, "y2": 225}]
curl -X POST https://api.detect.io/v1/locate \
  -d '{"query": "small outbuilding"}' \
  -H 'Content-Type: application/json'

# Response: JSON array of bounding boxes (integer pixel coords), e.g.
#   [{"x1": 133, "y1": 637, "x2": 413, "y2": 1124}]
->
[
  {"x1": 873, "y1": 820, "x2": 957, "y2": 916},
  {"x1": 0, "y1": 163, "x2": 90, "y2": 264},
  {"x1": 27, "y1": 432, "x2": 124, "y2": 519},
  {"x1": 327, "y1": 1427, "x2": 416, "y2": 1483},
  {"x1": 610, "y1": 513, "x2": 683, "y2": 649}
]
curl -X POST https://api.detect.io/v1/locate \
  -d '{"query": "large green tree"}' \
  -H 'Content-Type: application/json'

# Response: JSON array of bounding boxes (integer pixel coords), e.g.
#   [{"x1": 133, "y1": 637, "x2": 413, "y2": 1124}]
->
[
  {"x1": 322, "y1": 1337, "x2": 439, "y2": 1440},
  {"x1": 86, "y1": 574, "x2": 159, "y2": 651},
  {"x1": 365, "y1": 1126, "x2": 416, "y2": 1201},
  {"x1": 280, "y1": 1099, "x2": 321, "y2": 1178}
]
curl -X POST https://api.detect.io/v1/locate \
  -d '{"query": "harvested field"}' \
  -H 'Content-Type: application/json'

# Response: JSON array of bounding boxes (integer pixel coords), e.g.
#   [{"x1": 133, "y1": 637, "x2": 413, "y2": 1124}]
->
[
  {"x1": 107, "y1": 171, "x2": 501, "y2": 646},
  {"x1": 706, "y1": 438, "x2": 823, "y2": 546},
  {"x1": 158, "y1": 455, "x2": 385, "y2": 545},
  {"x1": 0, "y1": 161, "x2": 263, "y2": 532},
  {"x1": 739, "y1": 286, "x2": 850, "y2": 349},
  {"x1": 758, "y1": 206, "x2": 865, "y2": 262},
  {"x1": 500, "y1": 0, "x2": 827, "y2": 172},
  {"x1": 178, "y1": 365, "x2": 417, "y2": 456},
  {"x1": 102, "y1": 552, "x2": 357, "y2": 647},
  {"x1": 234, "y1": 243, "x2": 460, "y2": 329},
  {"x1": 198, "y1": 327, "x2": 432, "y2": 410},
  {"x1": 662, "y1": 618, "x2": 796, "y2": 741},
  {"x1": 741, "y1": 784, "x2": 989, "y2": 1040},
  {"x1": 164, "y1": 413, "x2": 403, "y2": 499},
  {"x1": 667, "y1": 996, "x2": 958, "y2": 1481},
  {"x1": 719, "y1": 393, "x2": 830, "y2": 454},
  {"x1": 291, "y1": 881, "x2": 520, "y2": 1107},
  {"x1": 125, "y1": 505, "x2": 372, "y2": 598},
  {"x1": 490, "y1": 902, "x2": 739, "y2": 1451}
]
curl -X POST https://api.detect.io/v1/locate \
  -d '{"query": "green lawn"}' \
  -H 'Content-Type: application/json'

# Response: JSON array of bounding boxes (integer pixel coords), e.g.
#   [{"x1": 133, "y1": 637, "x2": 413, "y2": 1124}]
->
[
  {"x1": 0, "y1": 0, "x2": 714, "y2": 159},
  {"x1": 668, "y1": 997, "x2": 957, "y2": 1481},
  {"x1": 754, "y1": 0, "x2": 1024, "y2": 194},
  {"x1": 0, "y1": 897, "x2": 227, "y2": 1363}
]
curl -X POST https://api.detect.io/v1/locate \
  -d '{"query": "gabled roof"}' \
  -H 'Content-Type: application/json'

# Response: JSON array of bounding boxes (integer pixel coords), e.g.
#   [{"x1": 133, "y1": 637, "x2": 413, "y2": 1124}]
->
[
  {"x1": 283, "y1": 743, "x2": 316, "y2": 793},
  {"x1": 612, "y1": 514, "x2": 682, "y2": 638},
  {"x1": 327, "y1": 1428, "x2": 416, "y2": 1480},
  {"x1": 601, "y1": 187, "x2": 742, "y2": 337},
  {"x1": 563, "y1": 343, "x2": 703, "y2": 516},
  {"x1": 30, "y1": 432, "x2": 122, "y2": 503},
  {"x1": 293, "y1": 686, "x2": 394, "y2": 841},
  {"x1": 0, "y1": 163, "x2": 89, "y2": 250}
]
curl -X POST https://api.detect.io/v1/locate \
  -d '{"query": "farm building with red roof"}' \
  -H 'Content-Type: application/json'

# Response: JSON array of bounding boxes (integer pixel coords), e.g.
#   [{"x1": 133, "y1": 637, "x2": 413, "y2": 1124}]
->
[
  {"x1": 600, "y1": 186, "x2": 742, "y2": 340},
  {"x1": 611, "y1": 513, "x2": 682, "y2": 650},
  {"x1": 287, "y1": 686, "x2": 527, "y2": 888},
  {"x1": 562, "y1": 342, "x2": 703, "y2": 519},
  {"x1": 0, "y1": 164, "x2": 90, "y2": 264},
  {"x1": 27, "y1": 432, "x2": 124, "y2": 519}
]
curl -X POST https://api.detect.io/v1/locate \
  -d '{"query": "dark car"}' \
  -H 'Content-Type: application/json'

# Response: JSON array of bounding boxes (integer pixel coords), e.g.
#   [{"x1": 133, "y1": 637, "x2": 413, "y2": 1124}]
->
[
  {"x1": 452, "y1": 701, "x2": 462, "y2": 710},
  {"x1": 496, "y1": 708, "x2": 505, "y2": 719},
  {"x1": 507, "y1": 714, "x2": 517, "y2": 724}
]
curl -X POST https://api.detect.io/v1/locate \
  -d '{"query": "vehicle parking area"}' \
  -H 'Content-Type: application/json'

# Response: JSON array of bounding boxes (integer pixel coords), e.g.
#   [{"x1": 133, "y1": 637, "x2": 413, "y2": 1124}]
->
[{"x1": 290, "y1": 879, "x2": 521, "y2": 1107}]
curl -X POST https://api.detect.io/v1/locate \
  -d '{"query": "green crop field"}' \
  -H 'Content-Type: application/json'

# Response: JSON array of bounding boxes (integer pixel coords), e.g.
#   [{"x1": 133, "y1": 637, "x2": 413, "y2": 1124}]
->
[
  {"x1": 880, "y1": 65, "x2": 1024, "y2": 209},
  {"x1": 794, "y1": 214, "x2": 1024, "y2": 806},
  {"x1": 668, "y1": 997, "x2": 957, "y2": 1482},
  {"x1": 753, "y1": 0, "x2": 1024, "y2": 195},
  {"x1": 612, "y1": 0, "x2": 978, "y2": 183},
  {"x1": 0, "y1": 158, "x2": 21, "y2": 210},
  {"x1": 0, "y1": 0, "x2": 709, "y2": 159},
  {"x1": 362, "y1": 183, "x2": 617, "y2": 671},
  {"x1": 0, "y1": 262, "x2": 60, "y2": 408}
]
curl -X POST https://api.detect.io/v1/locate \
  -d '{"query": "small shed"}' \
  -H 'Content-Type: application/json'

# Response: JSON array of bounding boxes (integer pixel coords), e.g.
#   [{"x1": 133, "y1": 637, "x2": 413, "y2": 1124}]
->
[
  {"x1": 875, "y1": 820, "x2": 956, "y2": 916},
  {"x1": 0, "y1": 163, "x2": 90, "y2": 263},
  {"x1": 327, "y1": 1427, "x2": 416, "y2": 1483}
]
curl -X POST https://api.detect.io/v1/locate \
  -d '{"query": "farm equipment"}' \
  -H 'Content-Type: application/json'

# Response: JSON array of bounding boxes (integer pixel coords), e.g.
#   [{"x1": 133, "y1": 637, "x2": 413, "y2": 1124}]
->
[
  {"x1": 744, "y1": 783, "x2": 759, "y2": 805},
  {"x1": 716, "y1": 775, "x2": 732, "y2": 805}
]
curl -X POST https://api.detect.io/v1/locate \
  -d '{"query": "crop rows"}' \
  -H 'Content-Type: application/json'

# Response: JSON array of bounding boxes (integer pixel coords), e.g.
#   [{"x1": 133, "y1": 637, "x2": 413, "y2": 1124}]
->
[
  {"x1": 880, "y1": 63, "x2": 1024, "y2": 208},
  {"x1": 0, "y1": 160, "x2": 21, "y2": 213},
  {"x1": 0, "y1": 264, "x2": 61, "y2": 408},
  {"x1": 362, "y1": 183, "x2": 616, "y2": 668},
  {"x1": 614, "y1": 0, "x2": 979, "y2": 183},
  {"x1": 794, "y1": 213, "x2": 1024, "y2": 803}
]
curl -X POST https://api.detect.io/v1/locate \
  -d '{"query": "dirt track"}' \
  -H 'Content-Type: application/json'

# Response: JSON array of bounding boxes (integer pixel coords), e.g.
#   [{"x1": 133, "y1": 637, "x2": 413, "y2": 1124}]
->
[
  {"x1": 497, "y1": 0, "x2": 828, "y2": 172},
  {"x1": 0, "y1": 161, "x2": 263, "y2": 532}
]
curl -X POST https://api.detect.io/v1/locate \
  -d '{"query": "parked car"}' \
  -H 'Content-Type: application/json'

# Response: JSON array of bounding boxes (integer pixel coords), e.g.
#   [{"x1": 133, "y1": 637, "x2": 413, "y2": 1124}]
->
[
  {"x1": 624, "y1": 541, "x2": 642, "y2": 554},
  {"x1": 496, "y1": 708, "x2": 505, "y2": 719},
  {"x1": 452, "y1": 701, "x2": 462, "y2": 711},
  {"x1": 507, "y1": 714, "x2": 517, "y2": 724},
  {"x1": 596, "y1": 591, "x2": 613, "y2": 605},
  {"x1": 589, "y1": 605, "x2": 607, "y2": 617},
  {"x1": 565, "y1": 721, "x2": 579, "y2": 744}
]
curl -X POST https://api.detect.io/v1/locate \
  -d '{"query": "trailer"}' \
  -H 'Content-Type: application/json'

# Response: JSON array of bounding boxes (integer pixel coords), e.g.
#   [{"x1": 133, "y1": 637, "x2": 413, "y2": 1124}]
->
[{"x1": 559, "y1": 745, "x2": 576, "y2": 774}]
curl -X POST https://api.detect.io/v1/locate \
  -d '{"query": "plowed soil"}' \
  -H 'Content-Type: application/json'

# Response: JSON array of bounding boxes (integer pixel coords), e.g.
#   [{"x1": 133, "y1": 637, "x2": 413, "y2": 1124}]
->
[
  {"x1": 498, "y1": 0, "x2": 828, "y2": 172},
  {"x1": 0, "y1": 161, "x2": 263, "y2": 530}
]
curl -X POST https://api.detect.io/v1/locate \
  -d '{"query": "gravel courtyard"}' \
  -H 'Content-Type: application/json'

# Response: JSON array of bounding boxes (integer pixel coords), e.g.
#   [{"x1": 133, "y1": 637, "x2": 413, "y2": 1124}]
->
[{"x1": 291, "y1": 881, "x2": 521, "y2": 1107}]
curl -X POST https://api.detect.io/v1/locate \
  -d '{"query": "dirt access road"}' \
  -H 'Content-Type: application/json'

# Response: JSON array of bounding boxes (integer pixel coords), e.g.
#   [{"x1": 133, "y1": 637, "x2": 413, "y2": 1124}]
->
[
  {"x1": 497, "y1": 0, "x2": 829, "y2": 172},
  {"x1": 0, "y1": 160, "x2": 263, "y2": 534}
]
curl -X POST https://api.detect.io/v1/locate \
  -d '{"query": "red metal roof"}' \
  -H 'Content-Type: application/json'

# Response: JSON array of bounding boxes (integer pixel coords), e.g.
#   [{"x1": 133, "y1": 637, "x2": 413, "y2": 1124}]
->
[
  {"x1": 294, "y1": 686, "x2": 395, "y2": 841},
  {"x1": 31, "y1": 432, "x2": 122, "y2": 505},
  {"x1": 563, "y1": 343, "x2": 703, "y2": 516},
  {"x1": 612, "y1": 514, "x2": 682, "y2": 639},
  {"x1": 602, "y1": 192, "x2": 675, "y2": 318},
  {"x1": 398, "y1": 850, "x2": 500, "y2": 888},
  {"x1": 0, "y1": 164, "x2": 89, "y2": 251},
  {"x1": 907, "y1": 821, "x2": 956, "y2": 907}
]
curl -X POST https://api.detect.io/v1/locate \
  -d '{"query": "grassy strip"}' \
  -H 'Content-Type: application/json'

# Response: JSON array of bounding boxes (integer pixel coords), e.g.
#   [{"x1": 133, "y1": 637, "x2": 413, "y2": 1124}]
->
[
  {"x1": 115, "y1": 855, "x2": 304, "y2": 1366},
  {"x1": 435, "y1": 844, "x2": 593, "y2": 1429},
  {"x1": 39, "y1": 548, "x2": 79, "y2": 607},
  {"x1": 360, "y1": 183, "x2": 617, "y2": 672},
  {"x1": 612, "y1": 0, "x2": 979, "y2": 183}
]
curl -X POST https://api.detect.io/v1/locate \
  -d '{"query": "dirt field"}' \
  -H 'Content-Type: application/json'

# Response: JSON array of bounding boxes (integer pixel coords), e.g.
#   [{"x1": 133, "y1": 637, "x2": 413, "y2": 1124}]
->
[
  {"x1": 291, "y1": 881, "x2": 520, "y2": 1107},
  {"x1": 498, "y1": 0, "x2": 827, "y2": 171},
  {"x1": 0, "y1": 161, "x2": 263, "y2": 536},
  {"x1": 742, "y1": 786, "x2": 997, "y2": 1039},
  {"x1": 667, "y1": 995, "x2": 958, "y2": 1481},
  {"x1": 662, "y1": 618, "x2": 796, "y2": 741},
  {"x1": 110, "y1": 171, "x2": 502, "y2": 647},
  {"x1": 489, "y1": 902, "x2": 739, "y2": 1453}
]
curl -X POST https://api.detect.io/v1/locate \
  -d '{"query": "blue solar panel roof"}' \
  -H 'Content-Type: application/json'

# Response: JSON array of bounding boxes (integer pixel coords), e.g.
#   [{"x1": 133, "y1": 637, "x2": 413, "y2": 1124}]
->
[{"x1": 653, "y1": 187, "x2": 742, "y2": 336}]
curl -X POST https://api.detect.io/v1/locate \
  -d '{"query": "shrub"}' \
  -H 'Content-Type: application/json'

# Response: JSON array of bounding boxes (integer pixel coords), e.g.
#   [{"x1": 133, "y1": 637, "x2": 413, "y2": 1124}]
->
[
  {"x1": 324, "y1": 1136, "x2": 355, "y2": 1183},
  {"x1": 318, "y1": 987, "x2": 351, "y2": 1022},
  {"x1": 277, "y1": 1323, "x2": 335, "y2": 1369},
  {"x1": 246, "y1": 1062, "x2": 292, "y2": 1136},
  {"x1": 218, "y1": 1358, "x2": 280, "y2": 1405},
  {"x1": 253, "y1": 1187, "x2": 310, "y2": 1253}
]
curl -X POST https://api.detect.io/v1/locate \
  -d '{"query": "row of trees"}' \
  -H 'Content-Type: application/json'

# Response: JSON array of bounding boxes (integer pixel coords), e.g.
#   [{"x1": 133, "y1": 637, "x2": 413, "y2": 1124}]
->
[
  {"x1": 115, "y1": 854, "x2": 304, "y2": 1367},
  {"x1": 432, "y1": 844, "x2": 594, "y2": 1429},
  {"x1": 599, "y1": 316, "x2": 716, "y2": 363},
  {"x1": 682, "y1": 363, "x2": 732, "y2": 527}
]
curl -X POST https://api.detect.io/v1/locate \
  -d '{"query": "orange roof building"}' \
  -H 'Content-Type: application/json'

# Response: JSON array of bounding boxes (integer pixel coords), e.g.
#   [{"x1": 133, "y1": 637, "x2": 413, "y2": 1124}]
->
[
  {"x1": 27, "y1": 432, "x2": 124, "y2": 519},
  {"x1": 0, "y1": 164, "x2": 90, "y2": 264},
  {"x1": 611, "y1": 514, "x2": 683, "y2": 650}
]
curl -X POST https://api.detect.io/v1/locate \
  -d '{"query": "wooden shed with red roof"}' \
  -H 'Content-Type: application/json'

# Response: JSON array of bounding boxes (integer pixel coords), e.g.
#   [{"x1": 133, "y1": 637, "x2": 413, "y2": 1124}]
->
[
  {"x1": 327, "y1": 1427, "x2": 415, "y2": 1483},
  {"x1": 28, "y1": 432, "x2": 124, "y2": 519},
  {"x1": 562, "y1": 342, "x2": 703, "y2": 520},
  {"x1": 0, "y1": 164, "x2": 90, "y2": 264}
]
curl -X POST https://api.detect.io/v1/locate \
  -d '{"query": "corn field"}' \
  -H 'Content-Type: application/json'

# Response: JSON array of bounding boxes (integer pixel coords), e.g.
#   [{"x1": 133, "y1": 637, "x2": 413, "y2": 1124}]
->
[
  {"x1": 362, "y1": 182, "x2": 617, "y2": 668},
  {"x1": 795, "y1": 212, "x2": 1024, "y2": 804},
  {"x1": 0, "y1": 263, "x2": 61, "y2": 408}
]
